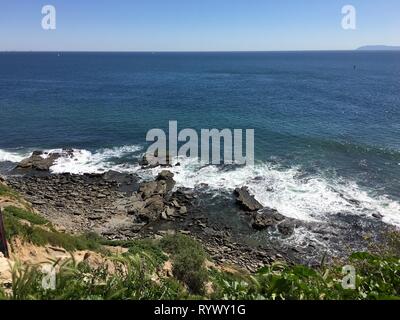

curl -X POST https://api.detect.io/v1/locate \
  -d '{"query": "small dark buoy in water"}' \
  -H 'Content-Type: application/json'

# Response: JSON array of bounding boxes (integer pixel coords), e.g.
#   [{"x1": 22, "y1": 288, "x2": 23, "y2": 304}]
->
[{"x1": 353, "y1": 65, "x2": 356, "y2": 70}]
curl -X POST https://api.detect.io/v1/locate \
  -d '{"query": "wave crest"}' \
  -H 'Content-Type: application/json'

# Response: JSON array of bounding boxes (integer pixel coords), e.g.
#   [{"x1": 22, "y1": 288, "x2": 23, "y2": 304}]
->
[{"x1": 142, "y1": 157, "x2": 400, "y2": 227}]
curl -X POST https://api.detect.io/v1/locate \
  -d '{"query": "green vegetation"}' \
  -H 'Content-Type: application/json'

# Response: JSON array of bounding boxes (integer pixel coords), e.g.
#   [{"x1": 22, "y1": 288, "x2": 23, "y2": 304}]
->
[
  {"x1": 0, "y1": 183, "x2": 24, "y2": 205},
  {"x1": 100, "y1": 238, "x2": 168, "y2": 268},
  {"x1": 4, "y1": 206, "x2": 48, "y2": 225},
  {"x1": 210, "y1": 252, "x2": 400, "y2": 300},
  {"x1": 0, "y1": 183, "x2": 18, "y2": 197},
  {"x1": 161, "y1": 234, "x2": 208, "y2": 294},
  {"x1": 3, "y1": 255, "x2": 188, "y2": 300},
  {"x1": 0, "y1": 182, "x2": 399, "y2": 300},
  {"x1": 3, "y1": 206, "x2": 101, "y2": 252},
  {"x1": 1, "y1": 244, "x2": 398, "y2": 300}
]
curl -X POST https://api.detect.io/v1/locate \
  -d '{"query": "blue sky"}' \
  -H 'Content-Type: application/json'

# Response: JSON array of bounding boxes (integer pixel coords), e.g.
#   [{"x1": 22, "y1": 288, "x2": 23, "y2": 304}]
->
[{"x1": 0, "y1": 0, "x2": 399, "y2": 51}]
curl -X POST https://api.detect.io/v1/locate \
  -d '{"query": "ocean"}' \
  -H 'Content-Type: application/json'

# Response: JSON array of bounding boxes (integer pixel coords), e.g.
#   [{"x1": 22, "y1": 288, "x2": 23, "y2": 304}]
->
[{"x1": 1, "y1": 51, "x2": 399, "y2": 228}]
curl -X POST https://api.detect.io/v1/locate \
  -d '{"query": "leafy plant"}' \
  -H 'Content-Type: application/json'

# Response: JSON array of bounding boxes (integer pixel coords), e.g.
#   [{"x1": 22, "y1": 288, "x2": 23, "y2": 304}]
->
[{"x1": 161, "y1": 234, "x2": 208, "y2": 294}]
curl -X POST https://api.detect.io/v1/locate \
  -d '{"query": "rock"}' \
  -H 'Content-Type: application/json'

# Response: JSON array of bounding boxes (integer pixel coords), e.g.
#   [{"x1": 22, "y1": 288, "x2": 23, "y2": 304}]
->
[
  {"x1": 161, "y1": 211, "x2": 168, "y2": 220},
  {"x1": 157, "y1": 170, "x2": 174, "y2": 181},
  {"x1": 139, "y1": 150, "x2": 172, "y2": 168},
  {"x1": 32, "y1": 199, "x2": 46, "y2": 205},
  {"x1": 259, "y1": 207, "x2": 285, "y2": 221},
  {"x1": 16, "y1": 149, "x2": 73, "y2": 171},
  {"x1": 156, "y1": 170, "x2": 176, "y2": 193},
  {"x1": 278, "y1": 221, "x2": 295, "y2": 236},
  {"x1": 138, "y1": 181, "x2": 158, "y2": 199},
  {"x1": 338, "y1": 193, "x2": 361, "y2": 207},
  {"x1": 372, "y1": 213, "x2": 383, "y2": 219},
  {"x1": 252, "y1": 214, "x2": 275, "y2": 230},
  {"x1": 165, "y1": 206, "x2": 176, "y2": 217},
  {"x1": 138, "y1": 179, "x2": 172, "y2": 199},
  {"x1": 126, "y1": 199, "x2": 146, "y2": 215},
  {"x1": 155, "y1": 180, "x2": 168, "y2": 195},
  {"x1": 179, "y1": 206, "x2": 187, "y2": 215},
  {"x1": 102, "y1": 170, "x2": 120, "y2": 180},
  {"x1": 87, "y1": 214, "x2": 103, "y2": 220},
  {"x1": 136, "y1": 195, "x2": 165, "y2": 222},
  {"x1": 171, "y1": 200, "x2": 180, "y2": 208},
  {"x1": 234, "y1": 187, "x2": 263, "y2": 212},
  {"x1": 251, "y1": 208, "x2": 286, "y2": 230}
]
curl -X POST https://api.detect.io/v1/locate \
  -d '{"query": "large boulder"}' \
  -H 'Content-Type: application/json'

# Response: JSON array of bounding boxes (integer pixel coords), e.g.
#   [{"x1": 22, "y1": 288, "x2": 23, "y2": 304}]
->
[
  {"x1": 138, "y1": 170, "x2": 175, "y2": 200},
  {"x1": 16, "y1": 149, "x2": 73, "y2": 171},
  {"x1": 251, "y1": 207, "x2": 296, "y2": 236},
  {"x1": 139, "y1": 150, "x2": 172, "y2": 168},
  {"x1": 16, "y1": 151, "x2": 58, "y2": 171},
  {"x1": 138, "y1": 195, "x2": 165, "y2": 223},
  {"x1": 156, "y1": 170, "x2": 175, "y2": 194},
  {"x1": 234, "y1": 187, "x2": 263, "y2": 212},
  {"x1": 132, "y1": 171, "x2": 182, "y2": 223}
]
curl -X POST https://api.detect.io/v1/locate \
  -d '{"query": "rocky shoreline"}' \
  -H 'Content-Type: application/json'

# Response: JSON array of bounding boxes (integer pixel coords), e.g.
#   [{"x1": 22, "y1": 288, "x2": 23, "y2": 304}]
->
[
  {"x1": 2, "y1": 150, "x2": 396, "y2": 271},
  {"x1": 6, "y1": 171, "x2": 279, "y2": 271}
]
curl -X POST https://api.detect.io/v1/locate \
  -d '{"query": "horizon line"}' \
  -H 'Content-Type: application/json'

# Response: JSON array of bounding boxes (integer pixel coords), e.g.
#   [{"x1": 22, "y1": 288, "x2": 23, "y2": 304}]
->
[{"x1": 0, "y1": 49, "x2": 374, "y2": 53}]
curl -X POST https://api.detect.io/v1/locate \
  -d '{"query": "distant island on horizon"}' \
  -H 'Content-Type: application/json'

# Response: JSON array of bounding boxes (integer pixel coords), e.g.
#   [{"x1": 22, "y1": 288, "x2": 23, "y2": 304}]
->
[{"x1": 357, "y1": 45, "x2": 400, "y2": 51}]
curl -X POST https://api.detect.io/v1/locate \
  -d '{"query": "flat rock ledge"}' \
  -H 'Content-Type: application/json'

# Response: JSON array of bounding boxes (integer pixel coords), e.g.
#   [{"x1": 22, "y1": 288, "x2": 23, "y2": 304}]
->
[
  {"x1": 234, "y1": 186, "x2": 297, "y2": 236},
  {"x1": 16, "y1": 149, "x2": 73, "y2": 171}
]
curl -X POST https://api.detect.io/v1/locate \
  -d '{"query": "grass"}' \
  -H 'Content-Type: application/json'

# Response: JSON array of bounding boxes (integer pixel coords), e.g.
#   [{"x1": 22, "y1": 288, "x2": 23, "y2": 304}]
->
[
  {"x1": 0, "y1": 183, "x2": 21, "y2": 201},
  {"x1": 4, "y1": 206, "x2": 48, "y2": 225},
  {"x1": 2, "y1": 206, "x2": 101, "y2": 252},
  {"x1": 3, "y1": 252, "x2": 188, "y2": 300}
]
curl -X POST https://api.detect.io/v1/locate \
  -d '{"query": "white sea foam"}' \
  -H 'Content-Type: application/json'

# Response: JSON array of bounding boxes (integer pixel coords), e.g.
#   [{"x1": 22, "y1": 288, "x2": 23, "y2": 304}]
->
[
  {"x1": 2, "y1": 146, "x2": 399, "y2": 227},
  {"x1": 142, "y1": 156, "x2": 400, "y2": 227},
  {"x1": 0, "y1": 149, "x2": 32, "y2": 163},
  {"x1": 49, "y1": 145, "x2": 142, "y2": 174}
]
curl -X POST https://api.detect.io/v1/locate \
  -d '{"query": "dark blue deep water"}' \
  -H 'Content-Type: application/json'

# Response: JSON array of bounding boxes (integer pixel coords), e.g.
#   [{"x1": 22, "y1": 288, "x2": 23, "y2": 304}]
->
[{"x1": 0, "y1": 52, "x2": 399, "y2": 225}]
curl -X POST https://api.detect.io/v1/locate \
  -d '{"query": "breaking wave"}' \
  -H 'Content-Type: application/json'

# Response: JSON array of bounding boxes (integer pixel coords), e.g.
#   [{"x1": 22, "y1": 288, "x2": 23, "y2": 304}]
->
[
  {"x1": 0, "y1": 145, "x2": 143, "y2": 174},
  {"x1": 49, "y1": 145, "x2": 143, "y2": 174},
  {"x1": 1, "y1": 147, "x2": 399, "y2": 227},
  {"x1": 0, "y1": 149, "x2": 32, "y2": 163},
  {"x1": 143, "y1": 157, "x2": 400, "y2": 227}
]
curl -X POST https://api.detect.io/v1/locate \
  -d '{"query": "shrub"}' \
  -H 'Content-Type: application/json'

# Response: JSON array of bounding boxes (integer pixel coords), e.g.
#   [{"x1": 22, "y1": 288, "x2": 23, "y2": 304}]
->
[
  {"x1": 211, "y1": 253, "x2": 400, "y2": 300},
  {"x1": 99, "y1": 238, "x2": 168, "y2": 268},
  {"x1": 161, "y1": 234, "x2": 208, "y2": 294}
]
